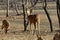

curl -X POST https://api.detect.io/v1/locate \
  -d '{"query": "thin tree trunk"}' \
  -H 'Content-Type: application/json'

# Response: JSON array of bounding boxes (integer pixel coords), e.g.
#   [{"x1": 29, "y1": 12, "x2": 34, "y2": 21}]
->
[
  {"x1": 6, "y1": 0, "x2": 9, "y2": 17},
  {"x1": 43, "y1": 0, "x2": 53, "y2": 32},
  {"x1": 22, "y1": 0, "x2": 27, "y2": 31},
  {"x1": 56, "y1": 0, "x2": 60, "y2": 28}
]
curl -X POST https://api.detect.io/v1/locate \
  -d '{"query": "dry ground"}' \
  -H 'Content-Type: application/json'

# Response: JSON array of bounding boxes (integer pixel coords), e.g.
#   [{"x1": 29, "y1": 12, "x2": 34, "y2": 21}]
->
[
  {"x1": 0, "y1": 2, "x2": 59, "y2": 39},
  {"x1": 0, "y1": 9, "x2": 59, "y2": 40}
]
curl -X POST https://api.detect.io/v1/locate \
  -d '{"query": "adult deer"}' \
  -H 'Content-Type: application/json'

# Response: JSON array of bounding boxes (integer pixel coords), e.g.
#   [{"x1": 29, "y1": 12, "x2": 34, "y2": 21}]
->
[
  {"x1": 27, "y1": 14, "x2": 40, "y2": 34},
  {"x1": 1, "y1": 20, "x2": 9, "y2": 34}
]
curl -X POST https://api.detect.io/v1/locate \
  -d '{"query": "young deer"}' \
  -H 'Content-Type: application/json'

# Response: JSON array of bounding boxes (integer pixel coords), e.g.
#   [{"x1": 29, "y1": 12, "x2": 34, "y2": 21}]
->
[
  {"x1": 1, "y1": 20, "x2": 9, "y2": 34},
  {"x1": 27, "y1": 14, "x2": 40, "y2": 33}
]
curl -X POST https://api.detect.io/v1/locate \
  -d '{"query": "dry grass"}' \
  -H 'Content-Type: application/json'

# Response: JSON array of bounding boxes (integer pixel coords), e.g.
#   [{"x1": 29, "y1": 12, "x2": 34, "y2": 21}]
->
[
  {"x1": 0, "y1": 7, "x2": 59, "y2": 40},
  {"x1": 0, "y1": 14, "x2": 58, "y2": 40}
]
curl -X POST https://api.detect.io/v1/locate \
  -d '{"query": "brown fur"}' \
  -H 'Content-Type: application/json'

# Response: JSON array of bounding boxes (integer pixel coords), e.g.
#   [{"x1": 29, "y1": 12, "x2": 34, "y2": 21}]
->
[
  {"x1": 27, "y1": 14, "x2": 40, "y2": 33},
  {"x1": 53, "y1": 33, "x2": 60, "y2": 40},
  {"x1": 1, "y1": 20, "x2": 9, "y2": 34}
]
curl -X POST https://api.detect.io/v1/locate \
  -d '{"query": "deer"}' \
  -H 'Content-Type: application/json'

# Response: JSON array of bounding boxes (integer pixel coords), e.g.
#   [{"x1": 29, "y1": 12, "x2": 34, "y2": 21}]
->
[
  {"x1": 27, "y1": 14, "x2": 40, "y2": 34},
  {"x1": 1, "y1": 20, "x2": 9, "y2": 34}
]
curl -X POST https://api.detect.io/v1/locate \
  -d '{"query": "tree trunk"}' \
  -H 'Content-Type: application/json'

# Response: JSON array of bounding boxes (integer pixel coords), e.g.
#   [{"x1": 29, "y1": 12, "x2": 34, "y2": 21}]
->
[
  {"x1": 56, "y1": 0, "x2": 60, "y2": 28},
  {"x1": 22, "y1": 0, "x2": 27, "y2": 31},
  {"x1": 6, "y1": 0, "x2": 9, "y2": 17},
  {"x1": 43, "y1": 0, "x2": 53, "y2": 32}
]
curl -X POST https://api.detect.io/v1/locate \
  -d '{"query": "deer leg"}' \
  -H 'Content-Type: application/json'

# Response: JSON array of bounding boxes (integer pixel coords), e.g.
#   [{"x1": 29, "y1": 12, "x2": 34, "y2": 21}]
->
[
  {"x1": 30, "y1": 22, "x2": 32, "y2": 31},
  {"x1": 26, "y1": 21, "x2": 29, "y2": 27},
  {"x1": 33, "y1": 23, "x2": 36, "y2": 34},
  {"x1": 37, "y1": 22, "x2": 38, "y2": 31},
  {"x1": 1, "y1": 25, "x2": 4, "y2": 29},
  {"x1": 29, "y1": 22, "x2": 32, "y2": 34},
  {"x1": 4, "y1": 28, "x2": 8, "y2": 34},
  {"x1": 37, "y1": 22, "x2": 40, "y2": 34}
]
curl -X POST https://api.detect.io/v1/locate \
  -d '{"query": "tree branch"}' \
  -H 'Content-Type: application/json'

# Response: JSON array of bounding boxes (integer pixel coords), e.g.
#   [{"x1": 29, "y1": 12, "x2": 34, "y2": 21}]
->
[
  {"x1": 43, "y1": 0, "x2": 53, "y2": 32},
  {"x1": 29, "y1": 0, "x2": 38, "y2": 9}
]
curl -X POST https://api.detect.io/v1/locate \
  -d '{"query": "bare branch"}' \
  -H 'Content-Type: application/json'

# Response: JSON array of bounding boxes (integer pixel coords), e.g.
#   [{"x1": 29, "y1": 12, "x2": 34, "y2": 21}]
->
[
  {"x1": 43, "y1": 0, "x2": 53, "y2": 32},
  {"x1": 29, "y1": 0, "x2": 38, "y2": 9}
]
